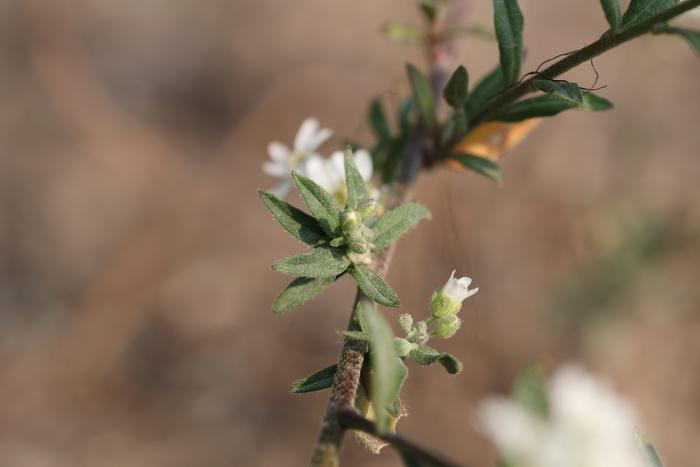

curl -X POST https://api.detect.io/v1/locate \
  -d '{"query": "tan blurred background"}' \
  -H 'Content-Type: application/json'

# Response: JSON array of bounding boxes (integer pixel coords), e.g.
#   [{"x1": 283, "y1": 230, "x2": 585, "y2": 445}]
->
[{"x1": 1, "y1": 0, "x2": 699, "y2": 466}]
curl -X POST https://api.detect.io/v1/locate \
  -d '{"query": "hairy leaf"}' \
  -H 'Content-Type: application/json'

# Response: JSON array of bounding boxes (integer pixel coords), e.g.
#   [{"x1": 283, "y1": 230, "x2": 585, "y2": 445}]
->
[
  {"x1": 272, "y1": 247, "x2": 350, "y2": 278},
  {"x1": 600, "y1": 0, "x2": 622, "y2": 30},
  {"x1": 447, "y1": 153, "x2": 503, "y2": 183},
  {"x1": 350, "y1": 264, "x2": 400, "y2": 307},
  {"x1": 622, "y1": 0, "x2": 679, "y2": 29},
  {"x1": 493, "y1": 0, "x2": 524, "y2": 85},
  {"x1": 344, "y1": 147, "x2": 369, "y2": 211},
  {"x1": 272, "y1": 276, "x2": 336, "y2": 314},
  {"x1": 259, "y1": 191, "x2": 327, "y2": 246},
  {"x1": 407, "y1": 64, "x2": 438, "y2": 131},
  {"x1": 532, "y1": 79, "x2": 583, "y2": 105},
  {"x1": 358, "y1": 302, "x2": 401, "y2": 431},
  {"x1": 654, "y1": 25, "x2": 700, "y2": 56},
  {"x1": 408, "y1": 345, "x2": 463, "y2": 374},
  {"x1": 371, "y1": 203, "x2": 431, "y2": 251},
  {"x1": 465, "y1": 66, "x2": 504, "y2": 118},
  {"x1": 289, "y1": 364, "x2": 337, "y2": 394},
  {"x1": 339, "y1": 330, "x2": 371, "y2": 341},
  {"x1": 497, "y1": 95, "x2": 578, "y2": 122},
  {"x1": 292, "y1": 171, "x2": 341, "y2": 236},
  {"x1": 443, "y1": 65, "x2": 470, "y2": 109}
]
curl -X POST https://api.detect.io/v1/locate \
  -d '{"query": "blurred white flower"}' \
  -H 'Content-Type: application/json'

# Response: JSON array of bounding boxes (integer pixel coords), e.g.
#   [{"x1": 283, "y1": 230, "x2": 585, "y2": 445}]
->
[
  {"x1": 263, "y1": 118, "x2": 333, "y2": 197},
  {"x1": 305, "y1": 148, "x2": 373, "y2": 198},
  {"x1": 477, "y1": 365, "x2": 646, "y2": 467}
]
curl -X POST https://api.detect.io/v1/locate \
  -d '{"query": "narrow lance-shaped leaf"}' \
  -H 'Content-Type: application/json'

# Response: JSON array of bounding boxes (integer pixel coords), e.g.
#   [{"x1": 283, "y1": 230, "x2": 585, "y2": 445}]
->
[
  {"x1": 358, "y1": 301, "x2": 401, "y2": 431},
  {"x1": 407, "y1": 345, "x2": 463, "y2": 374},
  {"x1": 289, "y1": 364, "x2": 337, "y2": 394},
  {"x1": 621, "y1": 0, "x2": 679, "y2": 29},
  {"x1": 532, "y1": 79, "x2": 583, "y2": 105},
  {"x1": 272, "y1": 276, "x2": 336, "y2": 314},
  {"x1": 369, "y1": 98, "x2": 391, "y2": 140},
  {"x1": 465, "y1": 66, "x2": 504, "y2": 118},
  {"x1": 443, "y1": 65, "x2": 469, "y2": 109},
  {"x1": 637, "y1": 430, "x2": 664, "y2": 467},
  {"x1": 497, "y1": 94, "x2": 578, "y2": 122},
  {"x1": 339, "y1": 330, "x2": 370, "y2": 342},
  {"x1": 344, "y1": 147, "x2": 369, "y2": 211},
  {"x1": 447, "y1": 153, "x2": 503, "y2": 184},
  {"x1": 599, "y1": 0, "x2": 622, "y2": 30},
  {"x1": 493, "y1": 0, "x2": 524, "y2": 85},
  {"x1": 258, "y1": 191, "x2": 327, "y2": 246},
  {"x1": 350, "y1": 264, "x2": 400, "y2": 307},
  {"x1": 406, "y1": 64, "x2": 438, "y2": 131},
  {"x1": 292, "y1": 171, "x2": 341, "y2": 236},
  {"x1": 653, "y1": 25, "x2": 700, "y2": 56},
  {"x1": 371, "y1": 203, "x2": 431, "y2": 251},
  {"x1": 272, "y1": 246, "x2": 350, "y2": 278},
  {"x1": 582, "y1": 92, "x2": 614, "y2": 111},
  {"x1": 383, "y1": 23, "x2": 425, "y2": 44}
]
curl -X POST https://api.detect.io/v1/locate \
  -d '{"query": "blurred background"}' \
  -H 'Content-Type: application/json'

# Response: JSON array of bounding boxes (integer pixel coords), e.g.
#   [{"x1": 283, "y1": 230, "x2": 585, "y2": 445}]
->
[{"x1": 1, "y1": 0, "x2": 699, "y2": 466}]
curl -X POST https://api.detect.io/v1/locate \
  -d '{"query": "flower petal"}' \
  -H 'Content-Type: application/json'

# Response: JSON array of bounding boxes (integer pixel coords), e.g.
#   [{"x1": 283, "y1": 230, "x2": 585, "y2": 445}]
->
[
  {"x1": 307, "y1": 127, "x2": 333, "y2": 152},
  {"x1": 263, "y1": 161, "x2": 289, "y2": 177},
  {"x1": 305, "y1": 155, "x2": 336, "y2": 193},
  {"x1": 268, "y1": 142, "x2": 290, "y2": 162},
  {"x1": 270, "y1": 179, "x2": 292, "y2": 198},
  {"x1": 294, "y1": 118, "x2": 320, "y2": 153},
  {"x1": 354, "y1": 149, "x2": 373, "y2": 181}
]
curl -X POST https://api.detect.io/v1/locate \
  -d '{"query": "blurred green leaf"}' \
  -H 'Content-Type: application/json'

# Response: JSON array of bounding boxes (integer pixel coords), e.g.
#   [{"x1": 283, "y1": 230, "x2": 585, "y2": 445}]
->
[
  {"x1": 289, "y1": 364, "x2": 337, "y2": 394},
  {"x1": 358, "y1": 302, "x2": 401, "y2": 431},
  {"x1": 464, "y1": 66, "x2": 504, "y2": 118},
  {"x1": 371, "y1": 203, "x2": 431, "y2": 251},
  {"x1": 408, "y1": 345, "x2": 463, "y2": 374},
  {"x1": 418, "y1": 0, "x2": 439, "y2": 22},
  {"x1": 339, "y1": 330, "x2": 371, "y2": 341},
  {"x1": 497, "y1": 94, "x2": 578, "y2": 122},
  {"x1": 600, "y1": 0, "x2": 622, "y2": 30},
  {"x1": 493, "y1": 0, "x2": 524, "y2": 85},
  {"x1": 387, "y1": 359, "x2": 408, "y2": 417},
  {"x1": 511, "y1": 363, "x2": 549, "y2": 417},
  {"x1": 637, "y1": 431, "x2": 665, "y2": 467},
  {"x1": 653, "y1": 24, "x2": 700, "y2": 56},
  {"x1": 259, "y1": 191, "x2": 327, "y2": 246},
  {"x1": 292, "y1": 171, "x2": 341, "y2": 236},
  {"x1": 369, "y1": 98, "x2": 391, "y2": 141},
  {"x1": 443, "y1": 65, "x2": 470, "y2": 109},
  {"x1": 582, "y1": 92, "x2": 614, "y2": 111},
  {"x1": 272, "y1": 247, "x2": 350, "y2": 278},
  {"x1": 344, "y1": 147, "x2": 369, "y2": 211},
  {"x1": 622, "y1": 0, "x2": 679, "y2": 29},
  {"x1": 533, "y1": 79, "x2": 583, "y2": 105},
  {"x1": 407, "y1": 64, "x2": 438, "y2": 131},
  {"x1": 272, "y1": 276, "x2": 336, "y2": 314},
  {"x1": 351, "y1": 264, "x2": 400, "y2": 307},
  {"x1": 383, "y1": 23, "x2": 425, "y2": 44},
  {"x1": 440, "y1": 24, "x2": 496, "y2": 41},
  {"x1": 448, "y1": 153, "x2": 503, "y2": 183}
]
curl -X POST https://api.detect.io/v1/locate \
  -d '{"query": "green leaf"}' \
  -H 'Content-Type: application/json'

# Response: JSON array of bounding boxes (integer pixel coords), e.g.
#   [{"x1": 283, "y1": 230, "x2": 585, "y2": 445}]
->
[
  {"x1": 383, "y1": 23, "x2": 425, "y2": 44},
  {"x1": 581, "y1": 92, "x2": 614, "y2": 111},
  {"x1": 493, "y1": 0, "x2": 524, "y2": 85},
  {"x1": 653, "y1": 25, "x2": 700, "y2": 56},
  {"x1": 448, "y1": 153, "x2": 503, "y2": 183},
  {"x1": 637, "y1": 431, "x2": 664, "y2": 467},
  {"x1": 358, "y1": 301, "x2": 401, "y2": 431},
  {"x1": 258, "y1": 191, "x2": 327, "y2": 246},
  {"x1": 339, "y1": 330, "x2": 370, "y2": 341},
  {"x1": 464, "y1": 66, "x2": 504, "y2": 118},
  {"x1": 369, "y1": 98, "x2": 391, "y2": 141},
  {"x1": 418, "y1": 0, "x2": 438, "y2": 23},
  {"x1": 443, "y1": 65, "x2": 470, "y2": 109},
  {"x1": 510, "y1": 363, "x2": 549, "y2": 417},
  {"x1": 496, "y1": 94, "x2": 578, "y2": 122},
  {"x1": 371, "y1": 203, "x2": 431, "y2": 251},
  {"x1": 406, "y1": 64, "x2": 438, "y2": 131},
  {"x1": 622, "y1": 0, "x2": 679, "y2": 29},
  {"x1": 272, "y1": 247, "x2": 350, "y2": 278},
  {"x1": 344, "y1": 147, "x2": 369, "y2": 211},
  {"x1": 272, "y1": 276, "x2": 336, "y2": 314},
  {"x1": 289, "y1": 364, "x2": 337, "y2": 394},
  {"x1": 292, "y1": 171, "x2": 341, "y2": 236},
  {"x1": 532, "y1": 79, "x2": 583, "y2": 105},
  {"x1": 599, "y1": 0, "x2": 622, "y2": 30},
  {"x1": 440, "y1": 24, "x2": 497, "y2": 41},
  {"x1": 350, "y1": 264, "x2": 400, "y2": 307},
  {"x1": 387, "y1": 359, "x2": 408, "y2": 417},
  {"x1": 407, "y1": 345, "x2": 463, "y2": 374}
]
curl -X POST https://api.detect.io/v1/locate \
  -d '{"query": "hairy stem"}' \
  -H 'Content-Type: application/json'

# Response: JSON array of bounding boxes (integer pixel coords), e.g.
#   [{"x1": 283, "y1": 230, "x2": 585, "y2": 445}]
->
[{"x1": 470, "y1": 0, "x2": 700, "y2": 127}]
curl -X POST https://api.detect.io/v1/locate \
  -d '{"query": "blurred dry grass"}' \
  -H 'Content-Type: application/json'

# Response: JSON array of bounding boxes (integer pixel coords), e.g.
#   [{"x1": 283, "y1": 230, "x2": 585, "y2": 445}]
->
[{"x1": 0, "y1": 0, "x2": 699, "y2": 466}]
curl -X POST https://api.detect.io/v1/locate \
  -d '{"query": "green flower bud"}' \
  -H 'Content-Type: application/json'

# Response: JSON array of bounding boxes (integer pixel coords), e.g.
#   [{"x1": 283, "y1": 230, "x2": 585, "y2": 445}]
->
[
  {"x1": 348, "y1": 225, "x2": 374, "y2": 254},
  {"x1": 407, "y1": 321, "x2": 429, "y2": 345},
  {"x1": 398, "y1": 313, "x2": 413, "y2": 334},
  {"x1": 358, "y1": 198, "x2": 377, "y2": 220},
  {"x1": 394, "y1": 337, "x2": 414, "y2": 357},
  {"x1": 341, "y1": 210, "x2": 360, "y2": 232},
  {"x1": 432, "y1": 315, "x2": 462, "y2": 339}
]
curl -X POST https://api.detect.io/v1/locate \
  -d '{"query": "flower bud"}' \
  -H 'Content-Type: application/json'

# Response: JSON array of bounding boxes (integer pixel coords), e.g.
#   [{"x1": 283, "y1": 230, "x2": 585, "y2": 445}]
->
[
  {"x1": 341, "y1": 210, "x2": 360, "y2": 232},
  {"x1": 429, "y1": 270, "x2": 479, "y2": 318},
  {"x1": 408, "y1": 321, "x2": 429, "y2": 345},
  {"x1": 358, "y1": 198, "x2": 377, "y2": 219},
  {"x1": 432, "y1": 315, "x2": 462, "y2": 339},
  {"x1": 394, "y1": 337, "x2": 414, "y2": 357},
  {"x1": 398, "y1": 313, "x2": 413, "y2": 334}
]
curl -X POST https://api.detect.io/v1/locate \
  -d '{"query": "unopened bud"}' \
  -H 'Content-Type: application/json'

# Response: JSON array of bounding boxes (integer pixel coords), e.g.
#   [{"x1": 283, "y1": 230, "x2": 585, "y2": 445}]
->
[
  {"x1": 432, "y1": 315, "x2": 462, "y2": 339},
  {"x1": 358, "y1": 198, "x2": 377, "y2": 219},
  {"x1": 341, "y1": 210, "x2": 360, "y2": 232},
  {"x1": 398, "y1": 314, "x2": 413, "y2": 334},
  {"x1": 394, "y1": 337, "x2": 414, "y2": 357}
]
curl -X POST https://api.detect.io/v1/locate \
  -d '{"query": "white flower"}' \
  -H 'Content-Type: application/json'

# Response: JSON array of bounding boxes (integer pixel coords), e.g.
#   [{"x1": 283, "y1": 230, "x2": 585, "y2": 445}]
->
[
  {"x1": 477, "y1": 365, "x2": 646, "y2": 467},
  {"x1": 263, "y1": 118, "x2": 333, "y2": 197},
  {"x1": 305, "y1": 149, "x2": 373, "y2": 198},
  {"x1": 443, "y1": 270, "x2": 479, "y2": 303}
]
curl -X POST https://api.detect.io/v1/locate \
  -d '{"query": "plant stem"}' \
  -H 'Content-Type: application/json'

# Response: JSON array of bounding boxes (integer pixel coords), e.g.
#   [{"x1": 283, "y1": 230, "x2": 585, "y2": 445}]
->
[{"x1": 469, "y1": 0, "x2": 700, "y2": 127}]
